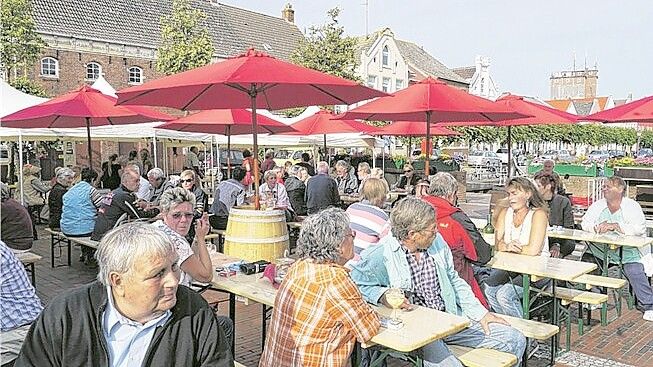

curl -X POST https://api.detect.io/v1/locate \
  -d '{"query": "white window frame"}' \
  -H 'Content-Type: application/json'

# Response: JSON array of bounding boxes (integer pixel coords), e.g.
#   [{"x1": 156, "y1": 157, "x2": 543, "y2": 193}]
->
[
  {"x1": 366, "y1": 75, "x2": 377, "y2": 88},
  {"x1": 382, "y1": 77, "x2": 391, "y2": 92},
  {"x1": 395, "y1": 79, "x2": 404, "y2": 90},
  {"x1": 128, "y1": 66, "x2": 143, "y2": 85},
  {"x1": 382, "y1": 45, "x2": 389, "y2": 67},
  {"x1": 40, "y1": 57, "x2": 59, "y2": 78},
  {"x1": 86, "y1": 62, "x2": 101, "y2": 81}
]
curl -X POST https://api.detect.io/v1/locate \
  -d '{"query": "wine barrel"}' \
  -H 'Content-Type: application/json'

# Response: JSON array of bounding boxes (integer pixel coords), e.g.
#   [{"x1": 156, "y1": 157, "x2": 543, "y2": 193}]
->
[{"x1": 223, "y1": 207, "x2": 289, "y2": 262}]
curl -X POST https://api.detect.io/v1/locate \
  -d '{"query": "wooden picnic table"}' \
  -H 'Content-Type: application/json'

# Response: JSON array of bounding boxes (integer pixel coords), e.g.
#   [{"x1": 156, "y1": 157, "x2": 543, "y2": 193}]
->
[
  {"x1": 209, "y1": 252, "x2": 471, "y2": 366},
  {"x1": 487, "y1": 251, "x2": 596, "y2": 363}
]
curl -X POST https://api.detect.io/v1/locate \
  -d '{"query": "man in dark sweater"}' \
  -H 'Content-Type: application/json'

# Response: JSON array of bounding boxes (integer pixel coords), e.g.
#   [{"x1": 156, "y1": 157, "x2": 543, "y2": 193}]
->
[
  {"x1": 1, "y1": 185, "x2": 34, "y2": 251},
  {"x1": 305, "y1": 161, "x2": 340, "y2": 214},
  {"x1": 15, "y1": 223, "x2": 232, "y2": 367},
  {"x1": 91, "y1": 169, "x2": 152, "y2": 241}
]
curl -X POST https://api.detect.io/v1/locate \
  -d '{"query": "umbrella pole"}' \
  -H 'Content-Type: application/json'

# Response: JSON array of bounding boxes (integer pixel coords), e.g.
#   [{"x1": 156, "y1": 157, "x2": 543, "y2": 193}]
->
[
  {"x1": 210, "y1": 135, "x2": 215, "y2": 193},
  {"x1": 250, "y1": 86, "x2": 261, "y2": 210},
  {"x1": 507, "y1": 126, "x2": 512, "y2": 177},
  {"x1": 227, "y1": 126, "x2": 232, "y2": 179},
  {"x1": 85, "y1": 117, "x2": 93, "y2": 171},
  {"x1": 18, "y1": 132, "x2": 24, "y2": 205},
  {"x1": 407, "y1": 136, "x2": 412, "y2": 158},
  {"x1": 425, "y1": 112, "x2": 432, "y2": 177},
  {"x1": 323, "y1": 134, "x2": 328, "y2": 165},
  {"x1": 153, "y1": 130, "x2": 158, "y2": 168}
]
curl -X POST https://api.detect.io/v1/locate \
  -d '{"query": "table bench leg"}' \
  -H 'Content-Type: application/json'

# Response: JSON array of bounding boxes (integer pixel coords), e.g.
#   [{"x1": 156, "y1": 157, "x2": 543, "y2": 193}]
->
[
  {"x1": 229, "y1": 293, "x2": 236, "y2": 357},
  {"x1": 67, "y1": 239, "x2": 72, "y2": 266}
]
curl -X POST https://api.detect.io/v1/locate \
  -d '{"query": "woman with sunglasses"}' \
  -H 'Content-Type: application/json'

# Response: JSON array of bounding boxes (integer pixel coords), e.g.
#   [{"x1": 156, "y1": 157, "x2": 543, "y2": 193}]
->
[
  {"x1": 393, "y1": 163, "x2": 421, "y2": 194},
  {"x1": 179, "y1": 169, "x2": 208, "y2": 216},
  {"x1": 151, "y1": 187, "x2": 212, "y2": 286}
]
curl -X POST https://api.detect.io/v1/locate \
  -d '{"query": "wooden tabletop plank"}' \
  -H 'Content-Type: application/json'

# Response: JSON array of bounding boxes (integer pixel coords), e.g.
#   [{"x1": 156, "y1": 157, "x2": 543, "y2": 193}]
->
[{"x1": 487, "y1": 252, "x2": 597, "y2": 281}]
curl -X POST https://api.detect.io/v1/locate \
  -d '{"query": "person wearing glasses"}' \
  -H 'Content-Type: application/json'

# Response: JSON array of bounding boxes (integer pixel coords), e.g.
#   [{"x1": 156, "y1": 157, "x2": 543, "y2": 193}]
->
[
  {"x1": 394, "y1": 163, "x2": 421, "y2": 193},
  {"x1": 334, "y1": 160, "x2": 358, "y2": 195},
  {"x1": 351, "y1": 197, "x2": 525, "y2": 367},
  {"x1": 179, "y1": 170, "x2": 208, "y2": 216}
]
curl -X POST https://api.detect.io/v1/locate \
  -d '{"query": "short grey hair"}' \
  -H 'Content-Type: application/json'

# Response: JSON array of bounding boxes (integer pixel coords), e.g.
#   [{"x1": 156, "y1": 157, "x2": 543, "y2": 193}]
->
[
  {"x1": 390, "y1": 197, "x2": 435, "y2": 241},
  {"x1": 96, "y1": 222, "x2": 177, "y2": 286},
  {"x1": 264, "y1": 169, "x2": 278, "y2": 181},
  {"x1": 317, "y1": 161, "x2": 329, "y2": 174},
  {"x1": 126, "y1": 162, "x2": 141, "y2": 175},
  {"x1": 297, "y1": 208, "x2": 350, "y2": 263},
  {"x1": 56, "y1": 167, "x2": 75, "y2": 184},
  {"x1": 607, "y1": 176, "x2": 627, "y2": 196},
  {"x1": 357, "y1": 162, "x2": 371, "y2": 174},
  {"x1": 159, "y1": 187, "x2": 196, "y2": 213},
  {"x1": 147, "y1": 167, "x2": 165, "y2": 179},
  {"x1": 428, "y1": 172, "x2": 458, "y2": 198},
  {"x1": 335, "y1": 160, "x2": 350, "y2": 170}
]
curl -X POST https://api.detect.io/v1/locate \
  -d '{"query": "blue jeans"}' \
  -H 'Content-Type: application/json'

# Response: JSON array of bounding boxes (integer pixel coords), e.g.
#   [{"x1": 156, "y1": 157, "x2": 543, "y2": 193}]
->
[
  {"x1": 421, "y1": 321, "x2": 526, "y2": 367},
  {"x1": 484, "y1": 283, "x2": 524, "y2": 318}
]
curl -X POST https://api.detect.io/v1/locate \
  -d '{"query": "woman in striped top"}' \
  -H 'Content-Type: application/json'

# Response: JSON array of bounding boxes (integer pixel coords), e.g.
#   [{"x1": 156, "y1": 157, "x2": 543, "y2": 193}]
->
[{"x1": 346, "y1": 178, "x2": 391, "y2": 263}]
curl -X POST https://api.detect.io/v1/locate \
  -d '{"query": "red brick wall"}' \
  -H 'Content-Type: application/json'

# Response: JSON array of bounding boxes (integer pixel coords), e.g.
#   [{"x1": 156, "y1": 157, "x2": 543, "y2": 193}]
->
[{"x1": 28, "y1": 48, "x2": 164, "y2": 97}]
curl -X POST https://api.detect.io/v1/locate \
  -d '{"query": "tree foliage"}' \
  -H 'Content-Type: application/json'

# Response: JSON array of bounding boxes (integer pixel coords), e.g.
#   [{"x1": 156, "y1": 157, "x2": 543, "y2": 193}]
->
[
  {"x1": 291, "y1": 7, "x2": 360, "y2": 81},
  {"x1": 156, "y1": 0, "x2": 214, "y2": 75},
  {"x1": 0, "y1": 0, "x2": 45, "y2": 81},
  {"x1": 10, "y1": 75, "x2": 47, "y2": 97}
]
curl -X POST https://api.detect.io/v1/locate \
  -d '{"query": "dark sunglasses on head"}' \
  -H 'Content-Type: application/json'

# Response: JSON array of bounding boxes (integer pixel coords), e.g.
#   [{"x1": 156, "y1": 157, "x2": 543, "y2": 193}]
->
[{"x1": 180, "y1": 178, "x2": 194, "y2": 183}]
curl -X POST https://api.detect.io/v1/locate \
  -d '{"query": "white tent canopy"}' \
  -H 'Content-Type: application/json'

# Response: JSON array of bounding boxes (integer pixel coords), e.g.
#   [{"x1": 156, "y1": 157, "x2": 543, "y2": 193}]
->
[
  {"x1": 91, "y1": 75, "x2": 117, "y2": 97},
  {"x1": 0, "y1": 79, "x2": 48, "y2": 118}
]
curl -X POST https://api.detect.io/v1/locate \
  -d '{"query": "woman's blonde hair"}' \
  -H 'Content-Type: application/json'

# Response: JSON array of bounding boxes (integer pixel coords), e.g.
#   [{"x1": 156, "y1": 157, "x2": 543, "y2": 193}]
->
[{"x1": 361, "y1": 178, "x2": 388, "y2": 207}]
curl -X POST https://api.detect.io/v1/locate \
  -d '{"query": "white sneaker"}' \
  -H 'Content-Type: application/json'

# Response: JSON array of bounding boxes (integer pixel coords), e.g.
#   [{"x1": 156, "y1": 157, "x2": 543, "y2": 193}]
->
[{"x1": 643, "y1": 310, "x2": 653, "y2": 321}]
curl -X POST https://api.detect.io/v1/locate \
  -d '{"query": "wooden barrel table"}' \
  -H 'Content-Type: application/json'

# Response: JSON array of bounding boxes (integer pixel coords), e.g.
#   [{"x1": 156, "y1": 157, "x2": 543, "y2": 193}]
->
[{"x1": 223, "y1": 207, "x2": 289, "y2": 262}]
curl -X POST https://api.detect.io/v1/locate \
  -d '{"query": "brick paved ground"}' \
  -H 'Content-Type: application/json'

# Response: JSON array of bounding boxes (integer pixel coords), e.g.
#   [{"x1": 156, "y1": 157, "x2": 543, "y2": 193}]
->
[{"x1": 27, "y1": 199, "x2": 652, "y2": 367}]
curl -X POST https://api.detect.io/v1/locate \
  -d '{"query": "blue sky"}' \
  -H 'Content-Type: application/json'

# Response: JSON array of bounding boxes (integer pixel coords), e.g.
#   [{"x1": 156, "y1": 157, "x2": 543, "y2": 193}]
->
[{"x1": 226, "y1": 1, "x2": 653, "y2": 100}]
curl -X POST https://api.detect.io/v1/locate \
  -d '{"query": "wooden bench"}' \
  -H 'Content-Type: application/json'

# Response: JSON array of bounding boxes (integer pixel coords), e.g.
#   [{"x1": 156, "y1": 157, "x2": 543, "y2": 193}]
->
[
  {"x1": 44, "y1": 228, "x2": 72, "y2": 268},
  {"x1": 543, "y1": 287, "x2": 608, "y2": 350},
  {"x1": 234, "y1": 362, "x2": 246, "y2": 367},
  {"x1": 493, "y1": 313, "x2": 559, "y2": 341},
  {"x1": 68, "y1": 236, "x2": 100, "y2": 251},
  {"x1": 637, "y1": 200, "x2": 653, "y2": 220},
  {"x1": 16, "y1": 251, "x2": 42, "y2": 287},
  {"x1": 448, "y1": 345, "x2": 516, "y2": 367},
  {"x1": 571, "y1": 274, "x2": 628, "y2": 328}
]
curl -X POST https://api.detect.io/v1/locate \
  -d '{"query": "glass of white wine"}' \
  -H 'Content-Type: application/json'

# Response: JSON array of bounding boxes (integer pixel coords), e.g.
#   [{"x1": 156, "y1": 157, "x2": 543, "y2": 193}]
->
[{"x1": 385, "y1": 288, "x2": 405, "y2": 327}]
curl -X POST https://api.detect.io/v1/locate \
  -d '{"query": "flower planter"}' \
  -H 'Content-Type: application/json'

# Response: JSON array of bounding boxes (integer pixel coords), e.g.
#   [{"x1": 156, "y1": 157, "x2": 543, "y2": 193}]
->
[{"x1": 613, "y1": 166, "x2": 653, "y2": 180}]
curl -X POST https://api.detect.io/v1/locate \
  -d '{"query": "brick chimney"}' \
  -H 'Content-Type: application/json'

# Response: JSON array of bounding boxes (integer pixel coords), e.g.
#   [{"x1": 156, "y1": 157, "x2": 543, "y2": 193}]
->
[{"x1": 281, "y1": 3, "x2": 294, "y2": 23}]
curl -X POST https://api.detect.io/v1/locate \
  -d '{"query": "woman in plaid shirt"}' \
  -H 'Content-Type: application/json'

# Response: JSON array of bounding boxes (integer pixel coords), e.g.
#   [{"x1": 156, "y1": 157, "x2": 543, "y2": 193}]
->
[{"x1": 259, "y1": 208, "x2": 380, "y2": 367}]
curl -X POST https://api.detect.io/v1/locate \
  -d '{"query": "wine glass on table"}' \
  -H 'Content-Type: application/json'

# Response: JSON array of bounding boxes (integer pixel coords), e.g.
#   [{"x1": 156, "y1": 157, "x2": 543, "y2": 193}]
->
[{"x1": 385, "y1": 288, "x2": 406, "y2": 328}]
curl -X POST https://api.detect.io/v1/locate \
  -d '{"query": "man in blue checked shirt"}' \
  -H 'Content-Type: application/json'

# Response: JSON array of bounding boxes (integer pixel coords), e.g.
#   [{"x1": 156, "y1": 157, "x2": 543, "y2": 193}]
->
[{"x1": 0, "y1": 240, "x2": 43, "y2": 364}]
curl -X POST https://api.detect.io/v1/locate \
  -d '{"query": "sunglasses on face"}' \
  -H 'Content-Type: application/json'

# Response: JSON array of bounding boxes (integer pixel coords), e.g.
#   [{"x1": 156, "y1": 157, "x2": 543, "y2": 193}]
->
[
  {"x1": 180, "y1": 178, "x2": 194, "y2": 183},
  {"x1": 404, "y1": 170, "x2": 413, "y2": 173},
  {"x1": 171, "y1": 212, "x2": 194, "y2": 220}
]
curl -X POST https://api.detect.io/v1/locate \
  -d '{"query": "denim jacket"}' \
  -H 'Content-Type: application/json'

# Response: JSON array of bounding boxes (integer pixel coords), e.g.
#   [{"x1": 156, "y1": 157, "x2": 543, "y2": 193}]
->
[{"x1": 350, "y1": 233, "x2": 488, "y2": 322}]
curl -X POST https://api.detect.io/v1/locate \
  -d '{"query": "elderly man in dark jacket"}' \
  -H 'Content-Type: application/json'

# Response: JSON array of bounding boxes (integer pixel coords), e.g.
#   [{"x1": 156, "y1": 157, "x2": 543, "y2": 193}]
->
[
  {"x1": 305, "y1": 161, "x2": 340, "y2": 214},
  {"x1": 15, "y1": 223, "x2": 232, "y2": 367},
  {"x1": 285, "y1": 165, "x2": 307, "y2": 216}
]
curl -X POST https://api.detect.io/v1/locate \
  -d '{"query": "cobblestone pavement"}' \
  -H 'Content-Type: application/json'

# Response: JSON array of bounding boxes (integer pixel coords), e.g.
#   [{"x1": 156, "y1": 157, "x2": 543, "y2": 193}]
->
[{"x1": 27, "y1": 209, "x2": 653, "y2": 366}]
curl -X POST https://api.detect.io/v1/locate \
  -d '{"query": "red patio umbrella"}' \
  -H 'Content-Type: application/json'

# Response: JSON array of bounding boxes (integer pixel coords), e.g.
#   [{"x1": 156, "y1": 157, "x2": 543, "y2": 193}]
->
[
  {"x1": 585, "y1": 95, "x2": 653, "y2": 123},
  {"x1": 0, "y1": 85, "x2": 172, "y2": 170},
  {"x1": 338, "y1": 77, "x2": 528, "y2": 174},
  {"x1": 116, "y1": 48, "x2": 386, "y2": 208},
  {"x1": 282, "y1": 110, "x2": 380, "y2": 152},
  {"x1": 447, "y1": 93, "x2": 578, "y2": 174},
  {"x1": 158, "y1": 109, "x2": 296, "y2": 176}
]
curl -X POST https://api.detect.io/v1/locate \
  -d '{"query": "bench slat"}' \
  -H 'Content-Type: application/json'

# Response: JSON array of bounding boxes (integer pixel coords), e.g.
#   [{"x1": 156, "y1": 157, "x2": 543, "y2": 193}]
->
[
  {"x1": 572, "y1": 274, "x2": 627, "y2": 290},
  {"x1": 492, "y1": 313, "x2": 559, "y2": 340},
  {"x1": 16, "y1": 252, "x2": 42, "y2": 264},
  {"x1": 448, "y1": 345, "x2": 516, "y2": 367},
  {"x1": 547, "y1": 287, "x2": 608, "y2": 305}
]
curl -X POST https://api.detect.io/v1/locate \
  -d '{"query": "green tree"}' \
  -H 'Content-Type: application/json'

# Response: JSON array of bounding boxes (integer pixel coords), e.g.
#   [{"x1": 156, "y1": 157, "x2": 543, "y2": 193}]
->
[
  {"x1": 156, "y1": 0, "x2": 214, "y2": 75},
  {"x1": 291, "y1": 7, "x2": 360, "y2": 81},
  {"x1": 0, "y1": 0, "x2": 45, "y2": 82},
  {"x1": 10, "y1": 75, "x2": 47, "y2": 97}
]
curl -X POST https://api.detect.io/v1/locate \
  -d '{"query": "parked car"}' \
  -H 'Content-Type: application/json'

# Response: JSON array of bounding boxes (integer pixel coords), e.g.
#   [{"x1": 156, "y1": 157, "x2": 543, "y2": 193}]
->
[
  {"x1": 608, "y1": 150, "x2": 626, "y2": 159},
  {"x1": 636, "y1": 148, "x2": 653, "y2": 158},
  {"x1": 495, "y1": 148, "x2": 527, "y2": 165},
  {"x1": 468, "y1": 150, "x2": 501, "y2": 166},
  {"x1": 540, "y1": 149, "x2": 573, "y2": 163},
  {"x1": 587, "y1": 150, "x2": 610, "y2": 162},
  {"x1": 273, "y1": 148, "x2": 313, "y2": 167}
]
